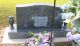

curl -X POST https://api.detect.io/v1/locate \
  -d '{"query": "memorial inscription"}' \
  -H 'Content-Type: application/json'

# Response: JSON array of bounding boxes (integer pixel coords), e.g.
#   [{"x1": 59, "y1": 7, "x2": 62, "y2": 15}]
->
[{"x1": 33, "y1": 16, "x2": 48, "y2": 27}]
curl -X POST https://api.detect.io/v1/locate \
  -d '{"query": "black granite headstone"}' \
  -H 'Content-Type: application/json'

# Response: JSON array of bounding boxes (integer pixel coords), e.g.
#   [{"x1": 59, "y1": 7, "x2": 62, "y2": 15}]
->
[
  {"x1": 16, "y1": 5, "x2": 63, "y2": 32},
  {"x1": 8, "y1": 4, "x2": 67, "y2": 39}
]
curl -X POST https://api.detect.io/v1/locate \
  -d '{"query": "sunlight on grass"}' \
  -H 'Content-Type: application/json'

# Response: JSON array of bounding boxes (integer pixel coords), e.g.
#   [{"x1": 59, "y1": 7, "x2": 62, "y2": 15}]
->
[
  {"x1": 0, "y1": 0, "x2": 68, "y2": 5},
  {"x1": 0, "y1": 0, "x2": 70, "y2": 28}
]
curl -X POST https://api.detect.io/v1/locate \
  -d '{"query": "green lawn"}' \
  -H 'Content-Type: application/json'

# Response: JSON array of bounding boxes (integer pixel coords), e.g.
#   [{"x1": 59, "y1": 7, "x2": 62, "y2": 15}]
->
[
  {"x1": 0, "y1": 0, "x2": 69, "y2": 29},
  {"x1": 0, "y1": 5, "x2": 16, "y2": 29}
]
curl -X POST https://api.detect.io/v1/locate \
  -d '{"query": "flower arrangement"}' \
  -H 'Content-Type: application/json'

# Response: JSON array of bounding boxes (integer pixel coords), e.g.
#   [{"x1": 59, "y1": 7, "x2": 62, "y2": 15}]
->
[{"x1": 24, "y1": 31, "x2": 51, "y2": 46}]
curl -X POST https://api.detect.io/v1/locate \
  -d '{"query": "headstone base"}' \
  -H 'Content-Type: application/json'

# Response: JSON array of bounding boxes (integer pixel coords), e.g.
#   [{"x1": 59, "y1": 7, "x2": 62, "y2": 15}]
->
[
  {"x1": 2, "y1": 26, "x2": 70, "y2": 45},
  {"x1": 6, "y1": 24, "x2": 67, "y2": 39},
  {"x1": 8, "y1": 29, "x2": 67, "y2": 39}
]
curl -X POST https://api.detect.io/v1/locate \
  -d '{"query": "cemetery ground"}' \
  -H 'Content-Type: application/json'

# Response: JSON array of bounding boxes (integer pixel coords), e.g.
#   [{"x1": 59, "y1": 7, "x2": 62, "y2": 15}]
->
[
  {"x1": 0, "y1": 5, "x2": 18, "y2": 46},
  {"x1": 0, "y1": 0, "x2": 71, "y2": 46},
  {"x1": 0, "y1": 5, "x2": 26, "y2": 46},
  {"x1": 0, "y1": 6, "x2": 72, "y2": 46}
]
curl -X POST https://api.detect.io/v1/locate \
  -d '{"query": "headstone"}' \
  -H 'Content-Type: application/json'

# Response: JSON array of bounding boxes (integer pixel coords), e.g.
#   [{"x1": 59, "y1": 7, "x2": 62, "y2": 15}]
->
[
  {"x1": 8, "y1": 3, "x2": 67, "y2": 39},
  {"x1": 16, "y1": 5, "x2": 63, "y2": 30}
]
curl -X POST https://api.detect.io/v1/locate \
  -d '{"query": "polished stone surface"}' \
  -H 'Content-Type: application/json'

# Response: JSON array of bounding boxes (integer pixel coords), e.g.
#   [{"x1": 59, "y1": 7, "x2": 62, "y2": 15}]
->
[
  {"x1": 8, "y1": 4, "x2": 66, "y2": 39},
  {"x1": 16, "y1": 4, "x2": 63, "y2": 31}
]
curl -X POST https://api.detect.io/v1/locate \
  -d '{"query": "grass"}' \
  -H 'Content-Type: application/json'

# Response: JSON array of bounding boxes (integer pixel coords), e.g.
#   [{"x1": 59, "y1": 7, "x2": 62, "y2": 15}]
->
[
  {"x1": 0, "y1": 5, "x2": 16, "y2": 29},
  {"x1": 0, "y1": 0, "x2": 69, "y2": 29}
]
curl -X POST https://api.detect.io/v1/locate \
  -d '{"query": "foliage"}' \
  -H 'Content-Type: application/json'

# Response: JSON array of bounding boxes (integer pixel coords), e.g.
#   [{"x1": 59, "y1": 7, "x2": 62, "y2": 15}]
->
[
  {"x1": 65, "y1": 0, "x2": 80, "y2": 28},
  {"x1": 64, "y1": 7, "x2": 76, "y2": 13},
  {"x1": 72, "y1": 0, "x2": 80, "y2": 5},
  {"x1": 67, "y1": 21, "x2": 74, "y2": 29},
  {"x1": 66, "y1": 0, "x2": 80, "y2": 45},
  {"x1": 25, "y1": 31, "x2": 50, "y2": 46},
  {"x1": 27, "y1": 31, "x2": 35, "y2": 37}
]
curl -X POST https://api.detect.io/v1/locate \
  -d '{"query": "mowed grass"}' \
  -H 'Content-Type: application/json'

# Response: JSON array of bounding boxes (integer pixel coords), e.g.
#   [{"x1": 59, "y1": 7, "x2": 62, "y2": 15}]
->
[
  {"x1": 0, "y1": 5, "x2": 16, "y2": 29},
  {"x1": 0, "y1": 0, "x2": 69, "y2": 29}
]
